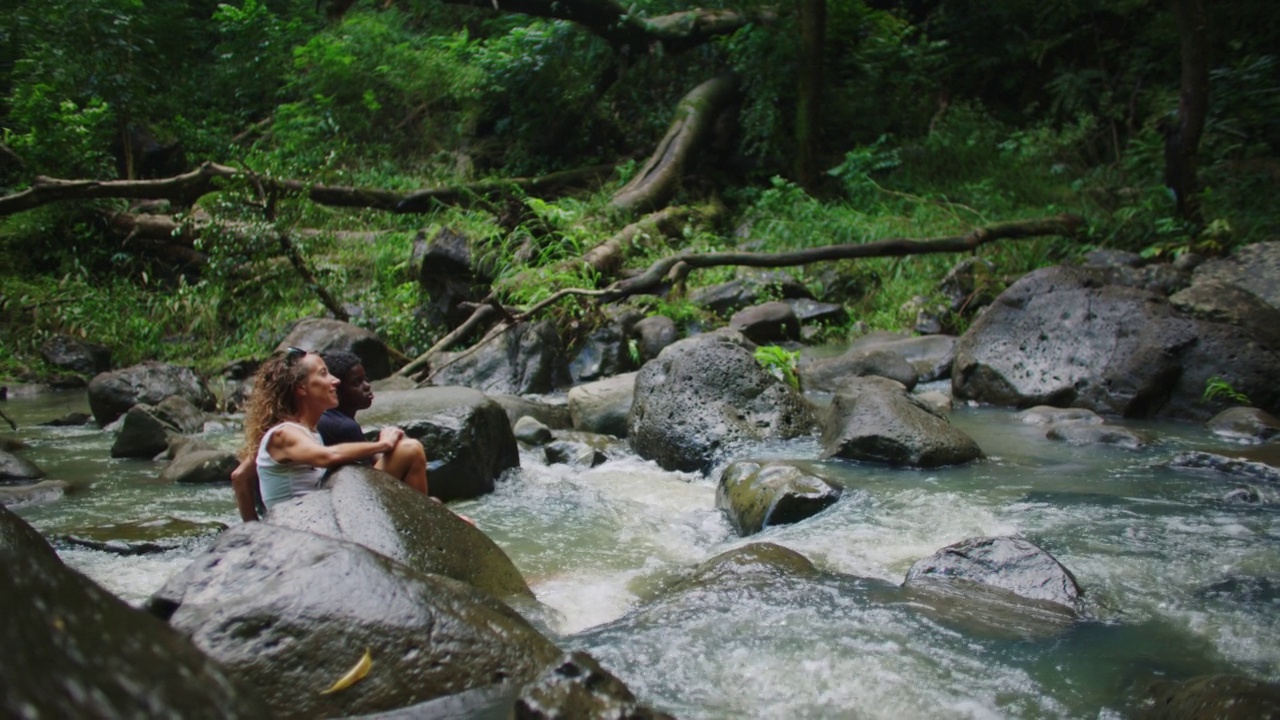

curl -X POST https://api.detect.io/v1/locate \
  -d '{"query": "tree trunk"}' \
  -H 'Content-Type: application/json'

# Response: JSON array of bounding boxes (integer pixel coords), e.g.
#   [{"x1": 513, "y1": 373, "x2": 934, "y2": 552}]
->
[
  {"x1": 610, "y1": 75, "x2": 740, "y2": 214},
  {"x1": 1171, "y1": 0, "x2": 1209, "y2": 225},
  {"x1": 795, "y1": 0, "x2": 826, "y2": 192}
]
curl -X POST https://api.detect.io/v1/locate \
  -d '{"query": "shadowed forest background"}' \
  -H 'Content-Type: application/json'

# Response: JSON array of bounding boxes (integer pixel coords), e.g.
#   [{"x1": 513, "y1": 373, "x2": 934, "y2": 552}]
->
[{"x1": 0, "y1": 0, "x2": 1277, "y2": 379}]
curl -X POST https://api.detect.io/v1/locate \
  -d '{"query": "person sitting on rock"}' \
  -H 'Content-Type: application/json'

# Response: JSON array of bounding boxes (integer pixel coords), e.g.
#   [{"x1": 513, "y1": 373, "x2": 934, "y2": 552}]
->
[
  {"x1": 230, "y1": 347, "x2": 415, "y2": 521},
  {"x1": 316, "y1": 350, "x2": 428, "y2": 494}
]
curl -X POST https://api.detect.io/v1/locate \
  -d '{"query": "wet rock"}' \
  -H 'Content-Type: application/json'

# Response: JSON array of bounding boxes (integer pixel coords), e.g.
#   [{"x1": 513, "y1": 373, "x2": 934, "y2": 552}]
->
[
  {"x1": 514, "y1": 416, "x2": 553, "y2": 445},
  {"x1": 903, "y1": 536, "x2": 1085, "y2": 614},
  {"x1": 0, "y1": 505, "x2": 58, "y2": 560},
  {"x1": 631, "y1": 316, "x2": 678, "y2": 363},
  {"x1": 1169, "y1": 280, "x2": 1280, "y2": 351},
  {"x1": 491, "y1": 394, "x2": 572, "y2": 430},
  {"x1": 347, "y1": 684, "x2": 518, "y2": 720},
  {"x1": 690, "y1": 270, "x2": 812, "y2": 317},
  {"x1": 56, "y1": 516, "x2": 227, "y2": 555},
  {"x1": 1206, "y1": 407, "x2": 1280, "y2": 443},
  {"x1": 111, "y1": 403, "x2": 180, "y2": 459},
  {"x1": 153, "y1": 394, "x2": 206, "y2": 434},
  {"x1": 87, "y1": 361, "x2": 216, "y2": 426},
  {"x1": 516, "y1": 651, "x2": 675, "y2": 720},
  {"x1": 1192, "y1": 241, "x2": 1280, "y2": 310},
  {"x1": 675, "y1": 542, "x2": 820, "y2": 592},
  {"x1": 570, "y1": 310, "x2": 642, "y2": 383},
  {"x1": 729, "y1": 301, "x2": 800, "y2": 344},
  {"x1": 0, "y1": 480, "x2": 69, "y2": 507},
  {"x1": 952, "y1": 265, "x2": 1280, "y2": 420},
  {"x1": 847, "y1": 332, "x2": 957, "y2": 382},
  {"x1": 1138, "y1": 674, "x2": 1280, "y2": 720},
  {"x1": 167, "y1": 434, "x2": 217, "y2": 459},
  {"x1": 568, "y1": 372, "x2": 636, "y2": 438},
  {"x1": 40, "y1": 333, "x2": 111, "y2": 375},
  {"x1": 2, "y1": 546, "x2": 268, "y2": 719},
  {"x1": 715, "y1": 461, "x2": 842, "y2": 536},
  {"x1": 914, "y1": 389, "x2": 953, "y2": 414},
  {"x1": 628, "y1": 334, "x2": 816, "y2": 473},
  {"x1": 432, "y1": 320, "x2": 571, "y2": 395},
  {"x1": 269, "y1": 465, "x2": 533, "y2": 600},
  {"x1": 161, "y1": 448, "x2": 239, "y2": 484},
  {"x1": 147, "y1": 522, "x2": 559, "y2": 719},
  {"x1": 785, "y1": 298, "x2": 847, "y2": 325},
  {"x1": 544, "y1": 440, "x2": 606, "y2": 468},
  {"x1": 1167, "y1": 451, "x2": 1280, "y2": 484},
  {"x1": 0, "y1": 449, "x2": 45, "y2": 481},
  {"x1": 279, "y1": 317, "x2": 393, "y2": 380},
  {"x1": 1046, "y1": 423, "x2": 1154, "y2": 450},
  {"x1": 1016, "y1": 406, "x2": 1105, "y2": 426},
  {"x1": 821, "y1": 376, "x2": 982, "y2": 468},
  {"x1": 39, "y1": 411, "x2": 92, "y2": 427},
  {"x1": 359, "y1": 386, "x2": 520, "y2": 501},
  {"x1": 1223, "y1": 486, "x2": 1261, "y2": 504},
  {"x1": 1197, "y1": 575, "x2": 1280, "y2": 604},
  {"x1": 800, "y1": 347, "x2": 918, "y2": 392}
]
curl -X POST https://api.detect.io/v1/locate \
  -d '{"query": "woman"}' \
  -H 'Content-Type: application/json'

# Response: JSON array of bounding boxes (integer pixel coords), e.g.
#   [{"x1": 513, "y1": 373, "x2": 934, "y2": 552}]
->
[{"x1": 232, "y1": 346, "x2": 406, "y2": 517}]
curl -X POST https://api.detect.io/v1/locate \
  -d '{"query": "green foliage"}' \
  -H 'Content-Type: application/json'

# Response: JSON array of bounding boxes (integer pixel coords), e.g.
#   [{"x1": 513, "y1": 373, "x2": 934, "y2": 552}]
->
[
  {"x1": 1203, "y1": 376, "x2": 1251, "y2": 406},
  {"x1": 753, "y1": 345, "x2": 800, "y2": 391}
]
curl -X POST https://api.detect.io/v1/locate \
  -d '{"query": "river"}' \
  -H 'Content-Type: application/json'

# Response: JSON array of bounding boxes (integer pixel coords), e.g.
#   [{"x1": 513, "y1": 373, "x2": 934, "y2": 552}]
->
[{"x1": 5, "y1": 385, "x2": 1278, "y2": 718}]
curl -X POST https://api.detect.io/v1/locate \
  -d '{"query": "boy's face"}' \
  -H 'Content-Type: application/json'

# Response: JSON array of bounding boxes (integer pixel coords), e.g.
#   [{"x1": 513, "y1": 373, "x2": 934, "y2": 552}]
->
[{"x1": 337, "y1": 363, "x2": 374, "y2": 411}]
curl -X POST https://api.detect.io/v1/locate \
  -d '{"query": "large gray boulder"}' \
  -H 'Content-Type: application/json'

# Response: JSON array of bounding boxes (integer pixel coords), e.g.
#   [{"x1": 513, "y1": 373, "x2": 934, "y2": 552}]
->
[
  {"x1": 431, "y1": 320, "x2": 570, "y2": 395},
  {"x1": 568, "y1": 372, "x2": 636, "y2": 438},
  {"x1": 359, "y1": 386, "x2": 520, "y2": 501},
  {"x1": 3, "y1": 543, "x2": 268, "y2": 719},
  {"x1": 0, "y1": 449, "x2": 45, "y2": 481},
  {"x1": 628, "y1": 334, "x2": 816, "y2": 473},
  {"x1": 1169, "y1": 280, "x2": 1280, "y2": 351},
  {"x1": 715, "y1": 460, "x2": 842, "y2": 536},
  {"x1": 0, "y1": 504, "x2": 58, "y2": 561},
  {"x1": 821, "y1": 376, "x2": 983, "y2": 468},
  {"x1": 1192, "y1": 241, "x2": 1280, "y2": 310},
  {"x1": 278, "y1": 318, "x2": 393, "y2": 380},
  {"x1": 40, "y1": 333, "x2": 111, "y2": 375},
  {"x1": 903, "y1": 536, "x2": 1085, "y2": 615},
  {"x1": 147, "y1": 523, "x2": 560, "y2": 719},
  {"x1": 87, "y1": 361, "x2": 216, "y2": 426},
  {"x1": 801, "y1": 347, "x2": 919, "y2": 392},
  {"x1": 269, "y1": 465, "x2": 533, "y2": 600},
  {"x1": 952, "y1": 265, "x2": 1280, "y2": 420}
]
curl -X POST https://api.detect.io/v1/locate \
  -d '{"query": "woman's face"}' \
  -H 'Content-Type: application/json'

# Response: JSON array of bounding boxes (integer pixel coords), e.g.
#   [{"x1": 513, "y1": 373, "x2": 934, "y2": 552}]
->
[{"x1": 295, "y1": 353, "x2": 339, "y2": 412}]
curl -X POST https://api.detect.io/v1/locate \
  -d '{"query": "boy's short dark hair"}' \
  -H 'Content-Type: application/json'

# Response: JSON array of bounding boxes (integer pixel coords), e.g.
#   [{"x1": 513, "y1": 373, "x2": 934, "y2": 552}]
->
[{"x1": 320, "y1": 350, "x2": 363, "y2": 383}]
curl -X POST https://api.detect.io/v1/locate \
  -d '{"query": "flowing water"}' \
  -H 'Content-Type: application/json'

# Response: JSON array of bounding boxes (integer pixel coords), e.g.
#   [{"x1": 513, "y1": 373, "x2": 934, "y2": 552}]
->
[{"x1": 5, "y1": 386, "x2": 1279, "y2": 719}]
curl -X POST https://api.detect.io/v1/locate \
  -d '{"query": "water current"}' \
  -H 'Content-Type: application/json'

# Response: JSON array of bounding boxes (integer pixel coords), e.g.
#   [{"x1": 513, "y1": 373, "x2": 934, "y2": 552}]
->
[{"x1": 6, "y1": 385, "x2": 1279, "y2": 718}]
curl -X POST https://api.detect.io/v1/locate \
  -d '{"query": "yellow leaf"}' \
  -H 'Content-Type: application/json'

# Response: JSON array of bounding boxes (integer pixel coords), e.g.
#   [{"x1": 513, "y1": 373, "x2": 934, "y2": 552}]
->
[{"x1": 320, "y1": 648, "x2": 372, "y2": 695}]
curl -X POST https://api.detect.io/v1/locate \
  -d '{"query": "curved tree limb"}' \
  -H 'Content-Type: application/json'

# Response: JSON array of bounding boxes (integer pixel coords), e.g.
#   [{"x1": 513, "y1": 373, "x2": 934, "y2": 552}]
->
[
  {"x1": 0, "y1": 162, "x2": 617, "y2": 217},
  {"x1": 610, "y1": 75, "x2": 739, "y2": 214},
  {"x1": 601, "y1": 214, "x2": 1086, "y2": 301}
]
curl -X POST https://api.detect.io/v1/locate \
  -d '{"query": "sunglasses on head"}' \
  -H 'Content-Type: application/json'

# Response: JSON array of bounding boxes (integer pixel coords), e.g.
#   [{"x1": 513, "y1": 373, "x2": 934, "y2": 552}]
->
[{"x1": 284, "y1": 347, "x2": 307, "y2": 365}]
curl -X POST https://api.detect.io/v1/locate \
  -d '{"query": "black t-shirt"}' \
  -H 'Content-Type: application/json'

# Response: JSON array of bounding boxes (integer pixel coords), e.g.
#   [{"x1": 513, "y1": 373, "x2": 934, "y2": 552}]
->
[{"x1": 316, "y1": 409, "x2": 374, "y2": 465}]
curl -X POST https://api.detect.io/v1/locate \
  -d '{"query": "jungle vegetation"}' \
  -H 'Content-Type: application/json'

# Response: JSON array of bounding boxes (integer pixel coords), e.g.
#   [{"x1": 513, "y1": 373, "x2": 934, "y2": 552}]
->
[{"x1": 0, "y1": 0, "x2": 1276, "y2": 379}]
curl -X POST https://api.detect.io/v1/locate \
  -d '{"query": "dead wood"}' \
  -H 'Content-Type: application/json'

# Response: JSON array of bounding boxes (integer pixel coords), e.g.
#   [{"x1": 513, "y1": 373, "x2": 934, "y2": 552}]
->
[
  {"x1": 610, "y1": 75, "x2": 739, "y2": 214},
  {"x1": 0, "y1": 162, "x2": 617, "y2": 217}
]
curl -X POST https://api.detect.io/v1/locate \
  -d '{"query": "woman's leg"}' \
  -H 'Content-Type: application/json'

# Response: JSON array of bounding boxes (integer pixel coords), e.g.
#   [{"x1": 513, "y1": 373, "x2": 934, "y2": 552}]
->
[{"x1": 375, "y1": 437, "x2": 428, "y2": 495}]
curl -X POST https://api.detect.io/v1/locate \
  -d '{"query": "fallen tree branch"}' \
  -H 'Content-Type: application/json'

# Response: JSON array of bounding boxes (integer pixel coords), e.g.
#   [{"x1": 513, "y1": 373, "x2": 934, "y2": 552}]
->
[
  {"x1": 601, "y1": 214, "x2": 1087, "y2": 301},
  {"x1": 0, "y1": 162, "x2": 617, "y2": 217},
  {"x1": 610, "y1": 75, "x2": 739, "y2": 213}
]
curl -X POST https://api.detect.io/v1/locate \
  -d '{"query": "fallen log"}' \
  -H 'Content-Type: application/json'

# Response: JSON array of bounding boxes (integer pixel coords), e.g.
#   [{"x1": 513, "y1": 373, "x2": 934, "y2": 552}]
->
[{"x1": 0, "y1": 162, "x2": 617, "y2": 217}]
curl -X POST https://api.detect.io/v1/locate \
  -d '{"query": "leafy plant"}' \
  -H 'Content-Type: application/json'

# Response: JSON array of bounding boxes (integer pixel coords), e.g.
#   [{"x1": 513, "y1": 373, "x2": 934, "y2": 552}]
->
[
  {"x1": 1203, "y1": 376, "x2": 1251, "y2": 406},
  {"x1": 754, "y1": 345, "x2": 801, "y2": 391}
]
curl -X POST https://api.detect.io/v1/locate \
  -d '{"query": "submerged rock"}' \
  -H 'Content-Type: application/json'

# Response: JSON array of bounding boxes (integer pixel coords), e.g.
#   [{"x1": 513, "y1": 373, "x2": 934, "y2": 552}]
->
[
  {"x1": 675, "y1": 542, "x2": 820, "y2": 592},
  {"x1": 3, "y1": 545, "x2": 268, "y2": 718},
  {"x1": 903, "y1": 536, "x2": 1086, "y2": 615},
  {"x1": 1206, "y1": 407, "x2": 1280, "y2": 443},
  {"x1": 1045, "y1": 423, "x2": 1154, "y2": 450},
  {"x1": 1138, "y1": 674, "x2": 1280, "y2": 720},
  {"x1": 628, "y1": 333, "x2": 815, "y2": 473},
  {"x1": 1167, "y1": 451, "x2": 1280, "y2": 484},
  {"x1": 268, "y1": 465, "x2": 533, "y2": 600},
  {"x1": 544, "y1": 440, "x2": 607, "y2": 468},
  {"x1": 0, "y1": 479, "x2": 69, "y2": 507},
  {"x1": 147, "y1": 522, "x2": 561, "y2": 719},
  {"x1": 0, "y1": 448, "x2": 45, "y2": 481},
  {"x1": 517, "y1": 651, "x2": 675, "y2": 720},
  {"x1": 820, "y1": 376, "x2": 982, "y2": 468},
  {"x1": 55, "y1": 516, "x2": 227, "y2": 556},
  {"x1": 1016, "y1": 406, "x2": 1105, "y2": 426},
  {"x1": 715, "y1": 461, "x2": 842, "y2": 536}
]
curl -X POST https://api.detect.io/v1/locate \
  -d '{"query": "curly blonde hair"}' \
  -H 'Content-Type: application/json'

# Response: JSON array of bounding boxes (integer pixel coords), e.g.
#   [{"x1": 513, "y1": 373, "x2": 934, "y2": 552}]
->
[{"x1": 240, "y1": 349, "x2": 312, "y2": 459}]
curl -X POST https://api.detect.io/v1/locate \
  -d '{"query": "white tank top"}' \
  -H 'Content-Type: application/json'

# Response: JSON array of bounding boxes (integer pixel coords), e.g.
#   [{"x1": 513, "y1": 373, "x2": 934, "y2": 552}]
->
[{"x1": 256, "y1": 422, "x2": 327, "y2": 512}]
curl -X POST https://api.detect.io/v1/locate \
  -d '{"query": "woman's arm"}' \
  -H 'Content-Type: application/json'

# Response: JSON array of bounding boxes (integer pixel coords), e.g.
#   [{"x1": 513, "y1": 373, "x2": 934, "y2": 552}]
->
[
  {"x1": 268, "y1": 424, "x2": 403, "y2": 468},
  {"x1": 230, "y1": 456, "x2": 261, "y2": 522}
]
